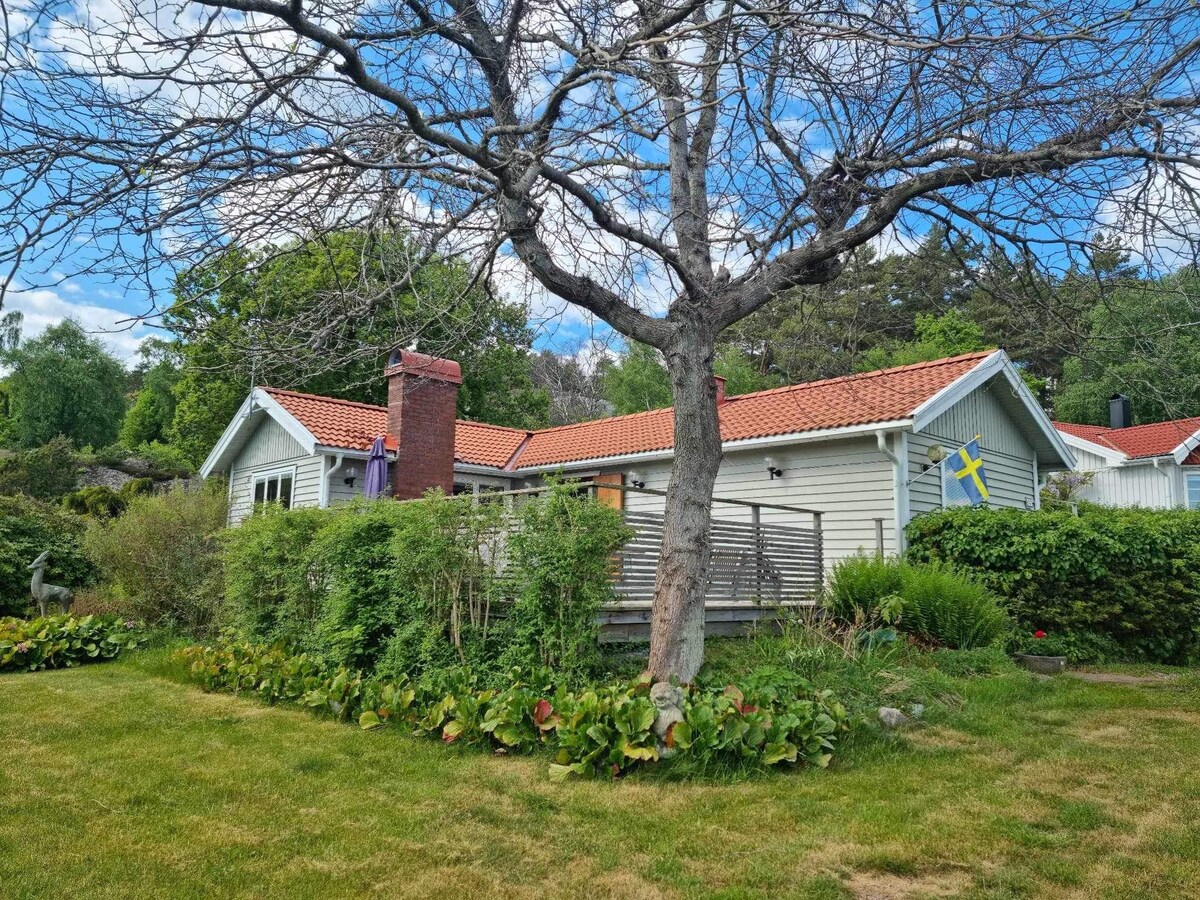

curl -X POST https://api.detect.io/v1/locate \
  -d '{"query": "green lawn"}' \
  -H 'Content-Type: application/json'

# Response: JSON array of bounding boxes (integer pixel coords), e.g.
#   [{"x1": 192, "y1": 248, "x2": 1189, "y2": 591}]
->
[{"x1": 2, "y1": 657, "x2": 1199, "y2": 899}]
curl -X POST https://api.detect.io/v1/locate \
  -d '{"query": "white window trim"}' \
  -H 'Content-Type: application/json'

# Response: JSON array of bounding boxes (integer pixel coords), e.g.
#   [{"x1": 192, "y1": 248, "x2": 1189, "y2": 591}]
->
[
  {"x1": 252, "y1": 465, "x2": 297, "y2": 511},
  {"x1": 1184, "y1": 470, "x2": 1200, "y2": 511}
]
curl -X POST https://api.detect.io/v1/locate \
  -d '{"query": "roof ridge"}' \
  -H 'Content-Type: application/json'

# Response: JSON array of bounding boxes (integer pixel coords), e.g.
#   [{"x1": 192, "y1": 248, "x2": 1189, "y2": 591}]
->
[
  {"x1": 724, "y1": 350, "x2": 997, "y2": 403},
  {"x1": 455, "y1": 420, "x2": 532, "y2": 435}
]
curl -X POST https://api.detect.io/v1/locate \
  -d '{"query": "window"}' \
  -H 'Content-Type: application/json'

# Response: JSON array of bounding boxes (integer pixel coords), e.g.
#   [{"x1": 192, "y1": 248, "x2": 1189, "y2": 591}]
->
[
  {"x1": 252, "y1": 469, "x2": 294, "y2": 511},
  {"x1": 1187, "y1": 473, "x2": 1200, "y2": 510}
]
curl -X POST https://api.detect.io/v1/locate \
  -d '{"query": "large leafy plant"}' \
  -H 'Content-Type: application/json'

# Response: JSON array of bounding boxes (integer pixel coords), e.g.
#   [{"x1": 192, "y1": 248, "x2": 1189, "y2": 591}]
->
[
  {"x1": 176, "y1": 641, "x2": 848, "y2": 781},
  {"x1": 0, "y1": 614, "x2": 143, "y2": 672}
]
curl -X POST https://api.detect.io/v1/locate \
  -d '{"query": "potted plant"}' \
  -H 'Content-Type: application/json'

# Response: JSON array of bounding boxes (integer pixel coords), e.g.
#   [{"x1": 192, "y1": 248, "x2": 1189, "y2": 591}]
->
[{"x1": 1013, "y1": 630, "x2": 1069, "y2": 674}]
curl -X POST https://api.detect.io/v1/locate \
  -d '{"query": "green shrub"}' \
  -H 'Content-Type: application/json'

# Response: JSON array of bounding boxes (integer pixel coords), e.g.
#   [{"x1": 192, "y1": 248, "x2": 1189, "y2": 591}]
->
[
  {"x1": 825, "y1": 553, "x2": 1008, "y2": 649},
  {"x1": 0, "y1": 494, "x2": 94, "y2": 616},
  {"x1": 174, "y1": 640, "x2": 848, "y2": 780},
  {"x1": 63, "y1": 485, "x2": 126, "y2": 518},
  {"x1": 83, "y1": 484, "x2": 228, "y2": 633},
  {"x1": 221, "y1": 488, "x2": 632, "y2": 682},
  {"x1": 221, "y1": 504, "x2": 333, "y2": 648},
  {"x1": 0, "y1": 436, "x2": 80, "y2": 500},
  {"x1": 907, "y1": 506, "x2": 1200, "y2": 663},
  {"x1": 0, "y1": 613, "x2": 144, "y2": 672},
  {"x1": 307, "y1": 494, "x2": 509, "y2": 675},
  {"x1": 898, "y1": 562, "x2": 1010, "y2": 650},
  {"x1": 501, "y1": 482, "x2": 634, "y2": 681}
]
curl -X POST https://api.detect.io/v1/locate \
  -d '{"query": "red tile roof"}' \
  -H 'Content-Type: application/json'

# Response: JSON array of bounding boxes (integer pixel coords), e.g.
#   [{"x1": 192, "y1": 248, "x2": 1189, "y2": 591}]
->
[
  {"x1": 513, "y1": 351, "x2": 993, "y2": 468},
  {"x1": 265, "y1": 388, "x2": 392, "y2": 453},
  {"x1": 263, "y1": 351, "x2": 995, "y2": 471},
  {"x1": 263, "y1": 387, "x2": 529, "y2": 467},
  {"x1": 1054, "y1": 417, "x2": 1200, "y2": 463}
]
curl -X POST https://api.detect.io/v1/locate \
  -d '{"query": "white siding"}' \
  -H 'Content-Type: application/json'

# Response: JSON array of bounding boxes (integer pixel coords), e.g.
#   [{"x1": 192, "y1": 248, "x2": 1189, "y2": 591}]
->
[
  {"x1": 228, "y1": 418, "x2": 323, "y2": 523},
  {"x1": 611, "y1": 436, "x2": 896, "y2": 568},
  {"x1": 1072, "y1": 456, "x2": 1175, "y2": 508},
  {"x1": 908, "y1": 382, "x2": 1039, "y2": 517}
]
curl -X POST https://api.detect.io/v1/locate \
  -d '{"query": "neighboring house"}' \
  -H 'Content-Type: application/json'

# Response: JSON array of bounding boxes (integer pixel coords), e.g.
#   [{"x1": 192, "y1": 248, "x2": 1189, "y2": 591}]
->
[
  {"x1": 1054, "y1": 398, "x2": 1200, "y2": 509},
  {"x1": 202, "y1": 347, "x2": 1073, "y2": 569}
]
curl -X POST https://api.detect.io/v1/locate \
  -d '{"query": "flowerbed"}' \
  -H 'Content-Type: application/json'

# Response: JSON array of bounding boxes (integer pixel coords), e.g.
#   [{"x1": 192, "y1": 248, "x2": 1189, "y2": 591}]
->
[
  {"x1": 176, "y1": 642, "x2": 848, "y2": 780},
  {"x1": 0, "y1": 614, "x2": 144, "y2": 673}
]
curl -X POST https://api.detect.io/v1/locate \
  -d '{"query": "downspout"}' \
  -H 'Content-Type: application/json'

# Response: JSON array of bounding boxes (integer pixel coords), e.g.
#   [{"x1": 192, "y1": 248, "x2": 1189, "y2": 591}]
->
[
  {"x1": 321, "y1": 453, "x2": 345, "y2": 509},
  {"x1": 1152, "y1": 458, "x2": 1176, "y2": 508},
  {"x1": 876, "y1": 429, "x2": 909, "y2": 555}
]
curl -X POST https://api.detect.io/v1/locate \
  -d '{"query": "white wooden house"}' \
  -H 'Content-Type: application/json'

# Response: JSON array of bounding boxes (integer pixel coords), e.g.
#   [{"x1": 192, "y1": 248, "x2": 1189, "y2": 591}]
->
[
  {"x1": 202, "y1": 348, "x2": 1073, "y2": 570},
  {"x1": 1055, "y1": 400, "x2": 1200, "y2": 508}
]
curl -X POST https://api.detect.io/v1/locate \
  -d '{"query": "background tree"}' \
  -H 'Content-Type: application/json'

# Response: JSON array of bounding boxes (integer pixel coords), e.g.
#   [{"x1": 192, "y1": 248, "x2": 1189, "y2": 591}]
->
[
  {"x1": 164, "y1": 233, "x2": 548, "y2": 466},
  {"x1": 4, "y1": 0, "x2": 1200, "y2": 680},
  {"x1": 1, "y1": 321, "x2": 126, "y2": 449},
  {"x1": 1054, "y1": 268, "x2": 1200, "y2": 424},
  {"x1": 121, "y1": 340, "x2": 182, "y2": 449}
]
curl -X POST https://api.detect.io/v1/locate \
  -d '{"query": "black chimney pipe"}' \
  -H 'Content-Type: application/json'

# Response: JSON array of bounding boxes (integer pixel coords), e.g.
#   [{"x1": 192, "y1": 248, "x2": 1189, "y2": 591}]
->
[{"x1": 1108, "y1": 393, "x2": 1132, "y2": 429}]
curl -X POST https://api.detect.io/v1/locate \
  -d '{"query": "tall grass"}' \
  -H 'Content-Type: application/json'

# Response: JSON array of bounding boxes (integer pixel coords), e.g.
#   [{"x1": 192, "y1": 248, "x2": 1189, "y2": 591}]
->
[{"x1": 824, "y1": 553, "x2": 1010, "y2": 650}]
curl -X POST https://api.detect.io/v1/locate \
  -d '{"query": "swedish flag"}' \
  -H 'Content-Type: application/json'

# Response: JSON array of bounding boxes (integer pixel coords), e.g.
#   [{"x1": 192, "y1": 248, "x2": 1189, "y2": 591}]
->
[{"x1": 945, "y1": 438, "x2": 990, "y2": 506}]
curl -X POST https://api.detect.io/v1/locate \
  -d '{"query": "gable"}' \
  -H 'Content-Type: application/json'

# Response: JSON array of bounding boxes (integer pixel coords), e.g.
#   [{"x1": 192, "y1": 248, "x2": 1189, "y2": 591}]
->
[{"x1": 235, "y1": 416, "x2": 310, "y2": 470}]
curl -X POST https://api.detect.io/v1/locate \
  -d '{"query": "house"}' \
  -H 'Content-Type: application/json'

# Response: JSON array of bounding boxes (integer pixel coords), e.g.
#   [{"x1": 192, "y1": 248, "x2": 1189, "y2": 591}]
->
[
  {"x1": 1054, "y1": 396, "x2": 1200, "y2": 508},
  {"x1": 201, "y1": 347, "x2": 1074, "y2": 571}
]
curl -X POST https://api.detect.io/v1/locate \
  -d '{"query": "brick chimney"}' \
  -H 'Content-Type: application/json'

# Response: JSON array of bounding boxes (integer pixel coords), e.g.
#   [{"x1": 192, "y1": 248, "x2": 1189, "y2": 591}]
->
[
  {"x1": 713, "y1": 375, "x2": 727, "y2": 406},
  {"x1": 385, "y1": 349, "x2": 462, "y2": 499}
]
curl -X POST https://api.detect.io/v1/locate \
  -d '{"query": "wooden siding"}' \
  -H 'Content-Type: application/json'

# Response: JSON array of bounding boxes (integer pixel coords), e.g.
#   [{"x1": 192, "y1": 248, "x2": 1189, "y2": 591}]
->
[
  {"x1": 908, "y1": 382, "x2": 1039, "y2": 517},
  {"x1": 612, "y1": 436, "x2": 894, "y2": 567},
  {"x1": 1071, "y1": 453, "x2": 1176, "y2": 508},
  {"x1": 228, "y1": 418, "x2": 323, "y2": 523}
]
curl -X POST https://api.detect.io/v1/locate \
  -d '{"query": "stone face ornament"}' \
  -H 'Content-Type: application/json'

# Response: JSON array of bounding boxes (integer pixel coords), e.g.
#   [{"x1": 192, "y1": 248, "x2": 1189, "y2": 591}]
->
[
  {"x1": 28, "y1": 551, "x2": 73, "y2": 617},
  {"x1": 650, "y1": 682, "x2": 685, "y2": 758}
]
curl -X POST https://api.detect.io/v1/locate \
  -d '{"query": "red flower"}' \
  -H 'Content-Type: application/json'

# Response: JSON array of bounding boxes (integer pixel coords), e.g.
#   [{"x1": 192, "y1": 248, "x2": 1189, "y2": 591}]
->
[{"x1": 1033, "y1": 630, "x2": 1047, "y2": 639}]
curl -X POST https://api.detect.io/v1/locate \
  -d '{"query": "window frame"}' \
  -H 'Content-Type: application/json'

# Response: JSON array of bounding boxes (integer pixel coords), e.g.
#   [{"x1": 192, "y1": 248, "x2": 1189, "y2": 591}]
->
[
  {"x1": 251, "y1": 466, "x2": 297, "y2": 512},
  {"x1": 1186, "y1": 471, "x2": 1200, "y2": 510}
]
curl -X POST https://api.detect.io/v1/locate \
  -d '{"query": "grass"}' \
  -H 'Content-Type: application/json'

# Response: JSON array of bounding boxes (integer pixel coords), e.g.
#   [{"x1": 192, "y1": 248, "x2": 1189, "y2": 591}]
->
[{"x1": 2, "y1": 649, "x2": 1200, "y2": 899}]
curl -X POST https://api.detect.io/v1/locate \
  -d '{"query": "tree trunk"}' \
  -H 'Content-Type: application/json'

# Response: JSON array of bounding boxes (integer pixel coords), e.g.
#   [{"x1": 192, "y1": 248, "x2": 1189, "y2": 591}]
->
[{"x1": 647, "y1": 323, "x2": 722, "y2": 683}]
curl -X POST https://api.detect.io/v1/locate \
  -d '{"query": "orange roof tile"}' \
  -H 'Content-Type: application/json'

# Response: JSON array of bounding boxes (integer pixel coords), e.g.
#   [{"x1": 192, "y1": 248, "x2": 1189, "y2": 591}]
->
[
  {"x1": 454, "y1": 421, "x2": 531, "y2": 468},
  {"x1": 262, "y1": 351, "x2": 996, "y2": 471},
  {"x1": 265, "y1": 388, "x2": 391, "y2": 452},
  {"x1": 263, "y1": 387, "x2": 529, "y2": 467},
  {"x1": 1055, "y1": 417, "x2": 1200, "y2": 462},
  {"x1": 513, "y1": 351, "x2": 993, "y2": 468}
]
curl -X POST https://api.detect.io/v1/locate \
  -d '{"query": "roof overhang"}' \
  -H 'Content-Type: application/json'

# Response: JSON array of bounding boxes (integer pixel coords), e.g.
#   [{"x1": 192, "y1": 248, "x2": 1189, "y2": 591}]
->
[
  {"x1": 912, "y1": 349, "x2": 1076, "y2": 470},
  {"x1": 1056, "y1": 430, "x2": 1128, "y2": 465},
  {"x1": 1172, "y1": 428, "x2": 1200, "y2": 464},
  {"x1": 199, "y1": 388, "x2": 318, "y2": 479}
]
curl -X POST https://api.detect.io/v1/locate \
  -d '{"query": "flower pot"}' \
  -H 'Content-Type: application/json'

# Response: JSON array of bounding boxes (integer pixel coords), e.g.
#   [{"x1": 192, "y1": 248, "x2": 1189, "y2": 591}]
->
[{"x1": 1015, "y1": 653, "x2": 1067, "y2": 675}]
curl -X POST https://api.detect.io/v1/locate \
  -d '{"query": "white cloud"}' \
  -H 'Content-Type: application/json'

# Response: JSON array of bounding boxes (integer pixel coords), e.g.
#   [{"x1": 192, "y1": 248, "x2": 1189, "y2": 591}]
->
[{"x1": 4, "y1": 286, "x2": 152, "y2": 365}]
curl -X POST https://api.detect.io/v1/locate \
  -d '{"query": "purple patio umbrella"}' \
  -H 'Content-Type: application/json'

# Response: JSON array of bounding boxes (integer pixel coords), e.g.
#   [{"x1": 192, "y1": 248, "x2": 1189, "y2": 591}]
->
[{"x1": 363, "y1": 436, "x2": 389, "y2": 499}]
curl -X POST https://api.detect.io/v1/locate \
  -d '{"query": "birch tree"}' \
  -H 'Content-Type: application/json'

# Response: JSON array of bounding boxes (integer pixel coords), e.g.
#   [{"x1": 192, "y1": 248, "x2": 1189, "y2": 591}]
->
[{"x1": 3, "y1": 0, "x2": 1200, "y2": 679}]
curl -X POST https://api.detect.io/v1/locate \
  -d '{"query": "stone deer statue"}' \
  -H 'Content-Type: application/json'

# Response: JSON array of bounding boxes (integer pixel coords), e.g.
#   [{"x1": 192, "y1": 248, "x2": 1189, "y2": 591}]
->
[{"x1": 28, "y1": 551, "x2": 72, "y2": 617}]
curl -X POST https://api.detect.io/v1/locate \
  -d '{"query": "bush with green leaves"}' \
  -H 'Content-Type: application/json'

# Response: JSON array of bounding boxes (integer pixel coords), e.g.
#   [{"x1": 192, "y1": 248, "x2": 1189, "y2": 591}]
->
[
  {"x1": 0, "y1": 435, "x2": 80, "y2": 501},
  {"x1": 824, "y1": 553, "x2": 1009, "y2": 650},
  {"x1": 906, "y1": 505, "x2": 1200, "y2": 663},
  {"x1": 501, "y1": 482, "x2": 633, "y2": 681},
  {"x1": 83, "y1": 484, "x2": 228, "y2": 632},
  {"x1": 222, "y1": 487, "x2": 632, "y2": 682},
  {"x1": 175, "y1": 640, "x2": 848, "y2": 780},
  {"x1": 0, "y1": 494, "x2": 94, "y2": 616},
  {"x1": 221, "y1": 504, "x2": 333, "y2": 649},
  {"x1": 0, "y1": 613, "x2": 144, "y2": 672}
]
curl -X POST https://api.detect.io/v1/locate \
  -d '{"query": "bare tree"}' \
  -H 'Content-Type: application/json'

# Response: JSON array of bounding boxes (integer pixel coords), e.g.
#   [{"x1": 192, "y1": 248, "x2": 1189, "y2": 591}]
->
[{"x1": 3, "y1": 0, "x2": 1200, "y2": 679}]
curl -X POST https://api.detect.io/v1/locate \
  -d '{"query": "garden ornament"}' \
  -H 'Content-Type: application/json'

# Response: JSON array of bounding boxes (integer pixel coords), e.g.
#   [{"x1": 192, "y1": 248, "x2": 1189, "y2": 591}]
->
[
  {"x1": 650, "y1": 681, "x2": 685, "y2": 758},
  {"x1": 28, "y1": 550, "x2": 72, "y2": 617}
]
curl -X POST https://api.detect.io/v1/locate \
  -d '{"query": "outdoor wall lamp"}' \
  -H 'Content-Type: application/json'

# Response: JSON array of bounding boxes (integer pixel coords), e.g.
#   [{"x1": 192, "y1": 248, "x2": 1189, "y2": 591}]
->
[
  {"x1": 343, "y1": 465, "x2": 358, "y2": 487},
  {"x1": 766, "y1": 456, "x2": 784, "y2": 480},
  {"x1": 628, "y1": 471, "x2": 646, "y2": 489}
]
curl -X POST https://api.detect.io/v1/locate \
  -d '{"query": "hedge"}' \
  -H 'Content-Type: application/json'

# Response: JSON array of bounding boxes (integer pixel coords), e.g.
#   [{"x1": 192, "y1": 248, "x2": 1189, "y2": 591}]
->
[{"x1": 906, "y1": 506, "x2": 1200, "y2": 663}]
